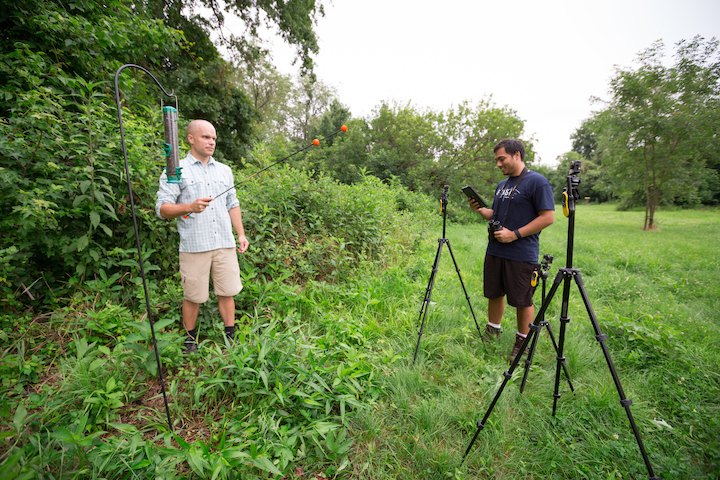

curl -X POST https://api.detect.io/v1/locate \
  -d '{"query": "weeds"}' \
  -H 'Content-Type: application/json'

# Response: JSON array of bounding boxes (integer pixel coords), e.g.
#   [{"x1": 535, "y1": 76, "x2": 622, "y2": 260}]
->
[{"x1": 1, "y1": 205, "x2": 719, "y2": 479}]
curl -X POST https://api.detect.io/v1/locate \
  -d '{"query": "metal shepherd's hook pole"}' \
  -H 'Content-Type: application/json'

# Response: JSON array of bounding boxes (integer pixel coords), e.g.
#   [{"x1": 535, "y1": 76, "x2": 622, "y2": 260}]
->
[{"x1": 113, "y1": 64, "x2": 175, "y2": 432}]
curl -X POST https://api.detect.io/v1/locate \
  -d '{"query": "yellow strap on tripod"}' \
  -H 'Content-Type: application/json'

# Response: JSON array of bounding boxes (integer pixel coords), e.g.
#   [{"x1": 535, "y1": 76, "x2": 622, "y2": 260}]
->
[
  {"x1": 531, "y1": 270, "x2": 539, "y2": 287},
  {"x1": 562, "y1": 191, "x2": 570, "y2": 217}
]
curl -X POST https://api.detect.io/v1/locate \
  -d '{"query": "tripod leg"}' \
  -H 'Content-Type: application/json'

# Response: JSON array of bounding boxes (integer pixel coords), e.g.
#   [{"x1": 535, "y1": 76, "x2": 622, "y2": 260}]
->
[
  {"x1": 544, "y1": 321, "x2": 575, "y2": 393},
  {"x1": 444, "y1": 241, "x2": 481, "y2": 334},
  {"x1": 462, "y1": 328, "x2": 540, "y2": 461},
  {"x1": 552, "y1": 270, "x2": 574, "y2": 416},
  {"x1": 462, "y1": 271, "x2": 564, "y2": 463},
  {"x1": 413, "y1": 239, "x2": 445, "y2": 365},
  {"x1": 520, "y1": 320, "x2": 546, "y2": 393},
  {"x1": 573, "y1": 273, "x2": 660, "y2": 480}
]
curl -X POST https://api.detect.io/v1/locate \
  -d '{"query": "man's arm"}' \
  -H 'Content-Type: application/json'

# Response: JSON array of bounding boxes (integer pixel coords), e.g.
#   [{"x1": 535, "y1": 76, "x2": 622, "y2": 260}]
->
[
  {"x1": 468, "y1": 198, "x2": 494, "y2": 220},
  {"x1": 159, "y1": 197, "x2": 214, "y2": 219},
  {"x1": 228, "y1": 206, "x2": 249, "y2": 253},
  {"x1": 494, "y1": 209, "x2": 554, "y2": 243}
]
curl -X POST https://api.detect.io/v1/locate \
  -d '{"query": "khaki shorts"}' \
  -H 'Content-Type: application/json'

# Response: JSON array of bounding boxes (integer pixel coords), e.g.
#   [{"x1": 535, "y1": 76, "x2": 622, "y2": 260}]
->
[{"x1": 179, "y1": 248, "x2": 243, "y2": 304}]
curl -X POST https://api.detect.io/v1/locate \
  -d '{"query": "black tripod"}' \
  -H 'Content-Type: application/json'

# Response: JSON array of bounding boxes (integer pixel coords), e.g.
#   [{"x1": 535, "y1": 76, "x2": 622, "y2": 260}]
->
[
  {"x1": 462, "y1": 162, "x2": 660, "y2": 480},
  {"x1": 519, "y1": 254, "x2": 574, "y2": 394},
  {"x1": 413, "y1": 185, "x2": 482, "y2": 364}
]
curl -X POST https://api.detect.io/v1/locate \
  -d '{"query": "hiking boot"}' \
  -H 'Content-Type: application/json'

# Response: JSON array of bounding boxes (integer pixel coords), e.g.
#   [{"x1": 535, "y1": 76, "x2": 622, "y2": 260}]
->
[
  {"x1": 508, "y1": 334, "x2": 527, "y2": 364},
  {"x1": 481, "y1": 324, "x2": 502, "y2": 342},
  {"x1": 183, "y1": 340, "x2": 198, "y2": 355}
]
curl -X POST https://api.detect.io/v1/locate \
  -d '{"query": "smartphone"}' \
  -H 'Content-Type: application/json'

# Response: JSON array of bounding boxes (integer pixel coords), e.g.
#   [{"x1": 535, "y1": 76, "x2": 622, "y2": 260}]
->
[{"x1": 462, "y1": 185, "x2": 487, "y2": 208}]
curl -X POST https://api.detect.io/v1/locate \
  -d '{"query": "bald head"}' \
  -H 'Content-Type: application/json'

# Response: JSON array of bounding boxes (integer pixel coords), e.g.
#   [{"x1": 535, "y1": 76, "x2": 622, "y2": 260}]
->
[
  {"x1": 187, "y1": 119, "x2": 217, "y2": 163},
  {"x1": 187, "y1": 119, "x2": 214, "y2": 136}
]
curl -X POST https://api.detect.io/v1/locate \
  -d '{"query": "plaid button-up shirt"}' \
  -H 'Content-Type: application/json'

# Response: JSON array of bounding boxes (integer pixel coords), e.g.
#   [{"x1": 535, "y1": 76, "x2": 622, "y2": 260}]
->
[{"x1": 156, "y1": 153, "x2": 240, "y2": 253}]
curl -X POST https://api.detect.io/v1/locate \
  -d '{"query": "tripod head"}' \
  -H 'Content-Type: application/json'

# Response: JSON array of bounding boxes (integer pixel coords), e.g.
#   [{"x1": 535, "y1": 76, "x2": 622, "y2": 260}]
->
[
  {"x1": 440, "y1": 185, "x2": 449, "y2": 238},
  {"x1": 532, "y1": 253, "x2": 554, "y2": 287},
  {"x1": 540, "y1": 254, "x2": 554, "y2": 280},
  {"x1": 561, "y1": 160, "x2": 582, "y2": 268},
  {"x1": 562, "y1": 160, "x2": 582, "y2": 218}
]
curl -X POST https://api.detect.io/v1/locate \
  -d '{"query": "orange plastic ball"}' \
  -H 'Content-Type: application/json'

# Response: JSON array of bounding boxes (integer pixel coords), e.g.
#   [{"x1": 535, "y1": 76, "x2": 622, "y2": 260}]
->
[
  {"x1": 313, "y1": 139, "x2": 320, "y2": 146},
  {"x1": 341, "y1": 125, "x2": 348, "y2": 132}
]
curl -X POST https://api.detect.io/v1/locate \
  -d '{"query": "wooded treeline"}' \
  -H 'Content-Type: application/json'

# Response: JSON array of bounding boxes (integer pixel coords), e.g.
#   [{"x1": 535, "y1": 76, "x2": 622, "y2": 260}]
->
[
  {"x1": 567, "y1": 37, "x2": 720, "y2": 229},
  {"x1": 1, "y1": 0, "x2": 719, "y2": 312}
]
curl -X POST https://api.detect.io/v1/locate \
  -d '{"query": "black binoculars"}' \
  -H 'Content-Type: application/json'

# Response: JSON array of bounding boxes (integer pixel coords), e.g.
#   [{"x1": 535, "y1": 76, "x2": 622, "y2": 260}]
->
[{"x1": 488, "y1": 220, "x2": 502, "y2": 241}]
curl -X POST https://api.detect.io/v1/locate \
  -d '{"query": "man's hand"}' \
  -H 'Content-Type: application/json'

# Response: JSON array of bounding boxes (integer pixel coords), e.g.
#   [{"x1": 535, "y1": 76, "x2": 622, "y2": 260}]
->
[
  {"x1": 494, "y1": 227, "x2": 518, "y2": 243},
  {"x1": 468, "y1": 199, "x2": 493, "y2": 221},
  {"x1": 189, "y1": 197, "x2": 214, "y2": 214},
  {"x1": 237, "y1": 234, "x2": 249, "y2": 254},
  {"x1": 467, "y1": 197, "x2": 483, "y2": 212},
  {"x1": 159, "y1": 197, "x2": 214, "y2": 219}
]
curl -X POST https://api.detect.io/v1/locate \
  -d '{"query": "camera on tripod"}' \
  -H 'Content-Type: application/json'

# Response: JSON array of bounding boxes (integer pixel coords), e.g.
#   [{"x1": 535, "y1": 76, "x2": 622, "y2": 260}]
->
[
  {"x1": 541, "y1": 254, "x2": 554, "y2": 270},
  {"x1": 567, "y1": 160, "x2": 581, "y2": 194}
]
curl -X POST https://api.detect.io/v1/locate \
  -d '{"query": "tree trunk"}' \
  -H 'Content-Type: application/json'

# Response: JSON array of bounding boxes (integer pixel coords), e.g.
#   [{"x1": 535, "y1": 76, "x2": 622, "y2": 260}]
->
[{"x1": 643, "y1": 147, "x2": 651, "y2": 230}]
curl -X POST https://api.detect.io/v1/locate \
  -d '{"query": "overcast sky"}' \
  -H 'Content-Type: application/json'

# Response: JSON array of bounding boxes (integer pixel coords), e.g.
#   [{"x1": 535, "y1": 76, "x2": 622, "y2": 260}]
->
[{"x1": 232, "y1": 0, "x2": 720, "y2": 167}]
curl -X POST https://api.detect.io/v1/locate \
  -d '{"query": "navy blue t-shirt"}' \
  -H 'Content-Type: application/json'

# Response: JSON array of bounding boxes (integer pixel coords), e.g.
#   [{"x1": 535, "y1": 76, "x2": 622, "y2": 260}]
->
[{"x1": 486, "y1": 169, "x2": 555, "y2": 263}]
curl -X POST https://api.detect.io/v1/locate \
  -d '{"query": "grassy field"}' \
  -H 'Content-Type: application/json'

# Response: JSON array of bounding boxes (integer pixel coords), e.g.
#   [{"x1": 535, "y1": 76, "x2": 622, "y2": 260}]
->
[
  {"x1": 2, "y1": 204, "x2": 719, "y2": 479},
  {"x1": 342, "y1": 204, "x2": 720, "y2": 479}
]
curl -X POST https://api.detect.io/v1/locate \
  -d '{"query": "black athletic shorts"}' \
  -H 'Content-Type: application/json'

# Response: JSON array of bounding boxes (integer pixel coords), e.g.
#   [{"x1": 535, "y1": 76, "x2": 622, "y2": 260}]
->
[{"x1": 483, "y1": 254, "x2": 538, "y2": 307}]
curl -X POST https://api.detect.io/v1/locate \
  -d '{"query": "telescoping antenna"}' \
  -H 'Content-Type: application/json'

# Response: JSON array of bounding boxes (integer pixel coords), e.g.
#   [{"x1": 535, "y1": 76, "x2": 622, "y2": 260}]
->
[
  {"x1": 114, "y1": 64, "x2": 176, "y2": 432},
  {"x1": 219, "y1": 125, "x2": 347, "y2": 199},
  {"x1": 184, "y1": 125, "x2": 348, "y2": 219}
]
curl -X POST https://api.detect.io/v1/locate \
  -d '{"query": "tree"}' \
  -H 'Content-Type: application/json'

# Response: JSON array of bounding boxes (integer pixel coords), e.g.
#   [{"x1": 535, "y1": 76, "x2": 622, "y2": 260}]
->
[
  {"x1": 296, "y1": 99, "x2": 534, "y2": 213},
  {"x1": 435, "y1": 99, "x2": 532, "y2": 207},
  {"x1": 592, "y1": 37, "x2": 720, "y2": 229},
  {"x1": 143, "y1": 0, "x2": 324, "y2": 75},
  {"x1": 233, "y1": 54, "x2": 295, "y2": 141},
  {"x1": 570, "y1": 120, "x2": 598, "y2": 161},
  {"x1": 0, "y1": 0, "x2": 326, "y2": 309}
]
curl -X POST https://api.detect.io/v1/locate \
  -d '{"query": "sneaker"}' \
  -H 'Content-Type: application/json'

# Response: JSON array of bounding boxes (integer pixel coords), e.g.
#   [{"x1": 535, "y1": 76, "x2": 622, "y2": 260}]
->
[
  {"x1": 481, "y1": 324, "x2": 502, "y2": 342},
  {"x1": 508, "y1": 334, "x2": 527, "y2": 364},
  {"x1": 183, "y1": 340, "x2": 198, "y2": 355}
]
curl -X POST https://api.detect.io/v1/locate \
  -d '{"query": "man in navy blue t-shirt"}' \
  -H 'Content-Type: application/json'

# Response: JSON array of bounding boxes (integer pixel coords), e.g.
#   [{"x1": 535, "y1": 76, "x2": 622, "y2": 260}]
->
[{"x1": 468, "y1": 139, "x2": 555, "y2": 363}]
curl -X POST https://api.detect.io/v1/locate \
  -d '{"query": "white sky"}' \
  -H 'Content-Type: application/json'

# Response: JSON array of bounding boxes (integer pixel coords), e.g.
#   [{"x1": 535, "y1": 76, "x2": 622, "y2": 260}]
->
[{"x1": 227, "y1": 0, "x2": 720, "y2": 167}]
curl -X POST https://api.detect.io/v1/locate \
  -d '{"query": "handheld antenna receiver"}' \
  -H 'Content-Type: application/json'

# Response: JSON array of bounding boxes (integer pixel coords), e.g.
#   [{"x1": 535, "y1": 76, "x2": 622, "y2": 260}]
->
[
  {"x1": 163, "y1": 105, "x2": 182, "y2": 183},
  {"x1": 183, "y1": 125, "x2": 348, "y2": 219}
]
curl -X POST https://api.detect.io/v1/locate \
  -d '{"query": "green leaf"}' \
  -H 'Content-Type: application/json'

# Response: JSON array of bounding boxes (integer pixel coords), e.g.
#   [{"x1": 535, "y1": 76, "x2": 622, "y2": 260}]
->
[
  {"x1": 88, "y1": 358, "x2": 106, "y2": 371},
  {"x1": 0, "y1": 450, "x2": 24, "y2": 479},
  {"x1": 73, "y1": 194, "x2": 90, "y2": 208},
  {"x1": 52, "y1": 427, "x2": 76, "y2": 443},
  {"x1": 94, "y1": 190, "x2": 107, "y2": 206},
  {"x1": 89, "y1": 210, "x2": 100, "y2": 227},
  {"x1": 152, "y1": 317, "x2": 175, "y2": 331},
  {"x1": 12, "y1": 404, "x2": 27, "y2": 433},
  {"x1": 247, "y1": 456, "x2": 282, "y2": 476},
  {"x1": 76, "y1": 234, "x2": 89, "y2": 251}
]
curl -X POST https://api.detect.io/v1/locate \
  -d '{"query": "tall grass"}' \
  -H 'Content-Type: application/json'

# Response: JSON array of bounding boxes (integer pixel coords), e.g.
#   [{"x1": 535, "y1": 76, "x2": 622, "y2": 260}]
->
[
  {"x1": 2, "y1": 204, "x2": 718, "y2": 479},
  {"x1": 343, "y1": 205, "x2": 720, "y2": 480}
]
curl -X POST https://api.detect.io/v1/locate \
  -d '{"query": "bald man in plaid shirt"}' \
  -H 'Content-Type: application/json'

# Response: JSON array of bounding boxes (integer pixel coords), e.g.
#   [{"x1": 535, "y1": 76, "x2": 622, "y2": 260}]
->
[{"x1": 156, "y1": 119, "x2": 250, "y2": 354}]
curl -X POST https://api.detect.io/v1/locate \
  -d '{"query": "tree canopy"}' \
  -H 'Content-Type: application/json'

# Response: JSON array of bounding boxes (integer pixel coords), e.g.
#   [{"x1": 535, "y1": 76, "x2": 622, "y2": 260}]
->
[
  {"x1": 0, "y1": 0, "x2": 326, "y2": 309},
  {"x1": 576, "y1": 36, "x2": 720, "y2": 228}
]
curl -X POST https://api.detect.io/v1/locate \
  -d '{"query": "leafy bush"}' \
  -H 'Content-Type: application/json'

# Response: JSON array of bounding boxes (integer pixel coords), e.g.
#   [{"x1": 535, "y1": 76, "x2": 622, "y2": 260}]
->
[{"x1": 235, "y1": 160, "x2": 434, "y2": 286}]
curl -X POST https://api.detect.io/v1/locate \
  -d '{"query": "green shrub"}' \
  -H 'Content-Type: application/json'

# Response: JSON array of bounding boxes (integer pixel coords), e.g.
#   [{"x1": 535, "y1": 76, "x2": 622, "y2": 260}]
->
[{"x1": 235, "y1": 161, "x2": 434, "y2": 285}]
